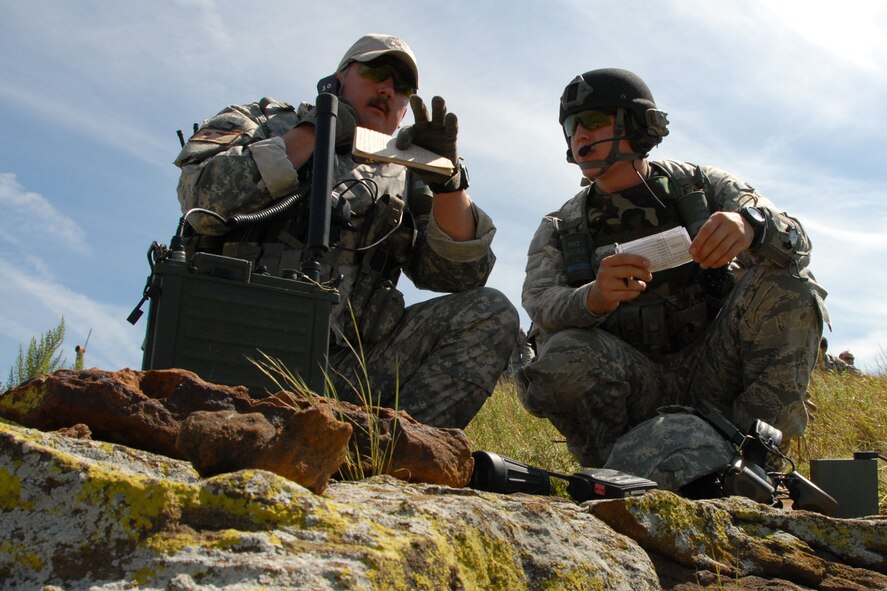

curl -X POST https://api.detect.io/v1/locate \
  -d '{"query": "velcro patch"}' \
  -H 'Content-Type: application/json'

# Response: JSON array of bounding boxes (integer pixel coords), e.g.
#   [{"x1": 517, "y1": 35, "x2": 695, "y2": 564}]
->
[{"x1": 189, "y1": 127, "x2": 246, "y2": 145}]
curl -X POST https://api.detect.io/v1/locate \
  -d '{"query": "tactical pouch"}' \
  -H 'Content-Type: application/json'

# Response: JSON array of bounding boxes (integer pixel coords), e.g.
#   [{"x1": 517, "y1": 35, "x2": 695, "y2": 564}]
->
[
  {"x1": 667, "y1": 292, "x2": 710, "y2": 348},
  {"x1": 603, "y1": 286, "x2": 711, "y2": 358},
  {"x1": 559, "y1": 218, "x2": 594, "y2": 287},
  {"x1": 174, "y1": 98, "x2": 298, "y2": 168},
  {"x1": 674, "y1": 188, "x2": 709, "y2": 238},
  {"x1": 756, "y1": 214, "x2": 802, "y2": 268},
  {"x1": 336, "y1": 190, "x2": 411, "y2": 346}
]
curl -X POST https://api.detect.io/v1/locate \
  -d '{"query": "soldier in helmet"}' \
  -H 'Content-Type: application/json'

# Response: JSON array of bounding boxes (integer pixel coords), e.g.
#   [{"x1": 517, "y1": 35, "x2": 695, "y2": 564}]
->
[
  {"x1": 175, "y1": 34, "x2": 519, "y2": 428},
  {"x1": 516, "y1": 68, "x2": 827, "y2": 491}
]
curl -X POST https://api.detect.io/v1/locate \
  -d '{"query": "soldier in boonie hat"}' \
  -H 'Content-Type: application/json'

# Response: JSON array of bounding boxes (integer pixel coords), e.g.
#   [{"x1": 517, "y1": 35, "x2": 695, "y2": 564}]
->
[{"x1": 174, "y1": 33, "x2": 517, "y2": 431}]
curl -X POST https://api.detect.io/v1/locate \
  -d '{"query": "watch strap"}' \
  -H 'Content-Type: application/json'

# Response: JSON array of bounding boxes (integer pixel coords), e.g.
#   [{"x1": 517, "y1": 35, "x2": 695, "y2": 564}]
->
[{"x1": 741, "y1": 207, "x2": 767, "y2": 249}]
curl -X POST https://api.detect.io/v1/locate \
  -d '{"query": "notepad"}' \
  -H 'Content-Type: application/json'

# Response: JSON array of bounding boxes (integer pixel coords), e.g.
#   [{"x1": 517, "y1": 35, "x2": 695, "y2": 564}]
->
[
  {"x1": 352, "y1": 126, "x2": 454, "y2": 175},
  {"x1": 616, "y1": 227, "x2": 693, "y2": 273}
]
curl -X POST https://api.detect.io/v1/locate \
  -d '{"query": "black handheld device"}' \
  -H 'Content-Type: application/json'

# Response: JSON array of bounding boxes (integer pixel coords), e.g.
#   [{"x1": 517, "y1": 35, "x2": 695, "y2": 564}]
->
[
  {"x1": 566, "y1": 468, "x2": 658, "y2": 501},
  {"x1": 469, "y1": 451, "x2": 551, "y2": 495}
]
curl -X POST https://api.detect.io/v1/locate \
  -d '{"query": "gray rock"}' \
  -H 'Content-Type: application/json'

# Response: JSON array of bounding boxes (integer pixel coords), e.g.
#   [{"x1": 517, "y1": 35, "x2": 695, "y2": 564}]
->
[
  {"x1": 0, "y1": 421, "x2": 657, "y2": 590},
  {"x1": 1, "y1": 419, "x2": 884, "y2": 590}
]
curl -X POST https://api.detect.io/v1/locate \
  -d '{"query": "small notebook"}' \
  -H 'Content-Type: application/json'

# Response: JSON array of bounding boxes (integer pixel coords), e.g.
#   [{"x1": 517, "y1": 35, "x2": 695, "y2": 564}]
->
[{"x1": 352, "y1": 127, "x2": 454, "y2": 175}]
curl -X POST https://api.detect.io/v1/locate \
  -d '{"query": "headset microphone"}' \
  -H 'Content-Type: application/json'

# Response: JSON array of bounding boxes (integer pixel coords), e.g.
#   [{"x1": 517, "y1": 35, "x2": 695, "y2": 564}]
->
[{"x1": 577, "y1": 137, "x2": 615, "y2": 157}]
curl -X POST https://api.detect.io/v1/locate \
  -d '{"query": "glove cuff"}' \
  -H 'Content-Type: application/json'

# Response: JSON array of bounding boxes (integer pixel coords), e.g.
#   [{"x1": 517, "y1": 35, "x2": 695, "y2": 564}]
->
[{"x1": 428, "y1": 162, "x2": 469, "y2": 193}]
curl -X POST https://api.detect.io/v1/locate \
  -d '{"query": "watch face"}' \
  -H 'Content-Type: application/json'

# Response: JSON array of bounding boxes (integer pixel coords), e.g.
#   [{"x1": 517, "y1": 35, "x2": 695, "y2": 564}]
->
[{"x1": 746, "y1": 207, "x2": 766, "y2": 223}]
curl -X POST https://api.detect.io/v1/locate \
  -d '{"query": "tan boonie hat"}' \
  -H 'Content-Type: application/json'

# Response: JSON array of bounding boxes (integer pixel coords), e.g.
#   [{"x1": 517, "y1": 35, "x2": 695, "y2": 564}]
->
[{"x1": 337, "y1": 34, "x2": 419, "y2": 89}]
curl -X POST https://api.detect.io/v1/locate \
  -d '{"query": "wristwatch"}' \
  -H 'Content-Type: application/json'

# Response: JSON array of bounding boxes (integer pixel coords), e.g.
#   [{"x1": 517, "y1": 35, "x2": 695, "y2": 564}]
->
[
  {"x1": 429, "y1": 162, "x2": 470, "y2": 193},
  {"x1": 740, "y1": 207, "x2": 767, "y2": 249}
]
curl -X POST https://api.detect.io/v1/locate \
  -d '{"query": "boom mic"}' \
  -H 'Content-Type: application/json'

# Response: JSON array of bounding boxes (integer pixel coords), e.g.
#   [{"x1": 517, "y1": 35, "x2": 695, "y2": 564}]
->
[{"x1": 577, "y1": 137, "x2": 616, "y2": 157}]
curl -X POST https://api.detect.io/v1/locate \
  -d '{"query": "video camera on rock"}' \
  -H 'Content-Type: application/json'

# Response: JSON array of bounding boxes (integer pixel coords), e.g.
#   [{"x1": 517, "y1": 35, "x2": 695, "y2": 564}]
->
[{"x1": 695, "y1": 400, "x2": 837, "y2": 515}]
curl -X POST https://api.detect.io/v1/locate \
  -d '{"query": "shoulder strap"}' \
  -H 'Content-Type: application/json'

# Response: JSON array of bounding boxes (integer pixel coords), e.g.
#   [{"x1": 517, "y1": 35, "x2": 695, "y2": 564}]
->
[{"x1": 651, "y1": 161, "x2": 711, "y2": 199}]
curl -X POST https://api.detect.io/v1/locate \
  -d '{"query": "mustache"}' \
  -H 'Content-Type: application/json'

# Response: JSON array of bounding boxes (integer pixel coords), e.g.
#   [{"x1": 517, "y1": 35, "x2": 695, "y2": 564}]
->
[{"x1": 367, "y1": 97, "x2": 391, "y2": 116}]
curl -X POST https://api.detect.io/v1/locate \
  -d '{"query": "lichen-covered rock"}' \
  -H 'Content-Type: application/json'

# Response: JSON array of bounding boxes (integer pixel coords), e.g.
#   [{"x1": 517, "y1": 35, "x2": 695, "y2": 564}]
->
[
  {"x1": 3, "y1": 402, "x2": 884, "y2": 590},
  {"x1": 0, "y1": 368, "x2": 474, "y2": 489},
  {"x1": 0, "y1": 421, "x2": 658, "y2": 590},
  {"x1": 588, "y1": 491, "x2": 887, "y2": 590}
]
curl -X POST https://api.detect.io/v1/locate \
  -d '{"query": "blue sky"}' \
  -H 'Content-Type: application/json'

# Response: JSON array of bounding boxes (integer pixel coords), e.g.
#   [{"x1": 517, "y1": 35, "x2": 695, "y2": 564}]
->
[{"x1": 1, "y1": 0, "x2": 885, "y2": 377}]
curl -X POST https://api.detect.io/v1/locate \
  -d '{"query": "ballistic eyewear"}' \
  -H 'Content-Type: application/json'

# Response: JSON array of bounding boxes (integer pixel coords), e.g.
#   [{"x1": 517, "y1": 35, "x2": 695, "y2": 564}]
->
[
  {"x1": 563, "y1": 110, "x2": 613, "y2": 137},
  {"x1": 352, "y1": 57, "x2": 417, "y2": 97}
]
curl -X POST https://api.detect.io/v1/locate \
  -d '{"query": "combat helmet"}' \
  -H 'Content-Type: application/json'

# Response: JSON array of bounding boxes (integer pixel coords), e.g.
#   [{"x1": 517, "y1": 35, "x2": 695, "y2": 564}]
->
[
  {"x1": 603, "y1": 412, "x2": 734, "y2": 493},
  {"x1": 559, "y1": 68, "x2": 669, "y2": 163}
]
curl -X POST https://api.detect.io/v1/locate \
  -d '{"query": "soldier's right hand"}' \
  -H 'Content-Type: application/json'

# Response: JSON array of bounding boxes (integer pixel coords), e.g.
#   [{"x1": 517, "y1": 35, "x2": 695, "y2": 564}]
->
[
  {"x1": 333, "y1": 99, "x2": 359, "y2": 148},
  {"x1": 298, "y1": 99, "x2": 359, "y2": 149},
  {"x1": 585, "y1": 253, "x2": 652, "y2": 315}
]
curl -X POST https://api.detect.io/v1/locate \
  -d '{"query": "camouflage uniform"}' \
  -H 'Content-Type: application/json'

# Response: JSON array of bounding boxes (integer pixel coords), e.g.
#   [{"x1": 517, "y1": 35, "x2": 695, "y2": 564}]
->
[
  {"x1": 176, "y1": 98, "x2": 518, "y2": 428},
  {"x1": 518, "y1": 160, "x2": 827, "y2": 467},
  {"x1": 820, "y1": 352, "x2": 862, "y2": 376}
]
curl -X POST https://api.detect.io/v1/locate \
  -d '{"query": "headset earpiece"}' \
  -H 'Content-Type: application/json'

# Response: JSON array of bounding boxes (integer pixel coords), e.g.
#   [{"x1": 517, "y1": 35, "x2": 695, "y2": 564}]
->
[{"x1": 627, "y1": 107, "x2": 669, "y2": 154}]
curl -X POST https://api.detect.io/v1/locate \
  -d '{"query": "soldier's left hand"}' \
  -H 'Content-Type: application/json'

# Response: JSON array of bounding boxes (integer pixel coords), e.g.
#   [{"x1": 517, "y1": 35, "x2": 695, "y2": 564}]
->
[
  {"x1": 396, "y1": 95, "x2": 463, "y2": 192},
  {"x1": 689, "y1": 211, "x2": 753, "y2": 269}
]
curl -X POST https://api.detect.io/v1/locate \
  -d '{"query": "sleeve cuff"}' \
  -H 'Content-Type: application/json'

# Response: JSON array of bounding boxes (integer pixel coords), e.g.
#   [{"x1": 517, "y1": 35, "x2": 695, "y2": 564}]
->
[
  {"x1": 426, "y1": 202, "x2": 495, "y2": 262},
  {"x1": 248, "y1": 136, "x2": 300, "y2": 198},
  {"x1": 576, "y1": 283, "x2": 610, "y2": 325}
]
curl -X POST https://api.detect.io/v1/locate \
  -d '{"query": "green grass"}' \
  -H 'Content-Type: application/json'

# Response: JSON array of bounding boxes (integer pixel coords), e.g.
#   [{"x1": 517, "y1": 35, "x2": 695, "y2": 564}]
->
[
  {"x1": 466, "y1": 368, "x2": 887, "y2": 513},
  {"x1": 464, "y1": 377, "x2": 581, "y2": 493}
]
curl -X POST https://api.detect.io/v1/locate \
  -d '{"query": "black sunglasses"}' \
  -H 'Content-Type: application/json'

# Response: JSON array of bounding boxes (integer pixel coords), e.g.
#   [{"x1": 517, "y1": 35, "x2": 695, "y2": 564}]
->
[{"x1": 351, "y1": 57, "x2": 416, "y2": 97}]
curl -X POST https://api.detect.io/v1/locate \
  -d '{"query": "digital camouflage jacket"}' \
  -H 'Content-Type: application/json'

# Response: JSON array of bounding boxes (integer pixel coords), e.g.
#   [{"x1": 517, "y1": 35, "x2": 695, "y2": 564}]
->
[
  {"x1": 175, "y1": 97, "x2": 497, "y2": 344},
  {"x1": 523, "y1": 160, "x2": 828, "y2": 348}
]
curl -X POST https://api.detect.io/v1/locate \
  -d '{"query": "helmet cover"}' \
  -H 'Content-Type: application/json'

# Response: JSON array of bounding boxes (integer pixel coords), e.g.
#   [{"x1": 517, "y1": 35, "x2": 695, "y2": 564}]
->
[{"x1": 603, "y1": 412, "x2": 734, "y2": 492}]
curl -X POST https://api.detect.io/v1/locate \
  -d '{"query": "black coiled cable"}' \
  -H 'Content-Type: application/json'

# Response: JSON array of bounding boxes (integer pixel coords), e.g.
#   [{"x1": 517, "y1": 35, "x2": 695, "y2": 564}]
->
[{"x1": 225, "y1": 182, "x2": 312, "y2": 228}]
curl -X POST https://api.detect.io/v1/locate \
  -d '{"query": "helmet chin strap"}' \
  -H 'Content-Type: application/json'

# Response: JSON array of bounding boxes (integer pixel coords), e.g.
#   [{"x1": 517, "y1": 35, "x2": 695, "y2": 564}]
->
[{"x1": 574, "y1": 108, "x2": 644, "y2": 175}]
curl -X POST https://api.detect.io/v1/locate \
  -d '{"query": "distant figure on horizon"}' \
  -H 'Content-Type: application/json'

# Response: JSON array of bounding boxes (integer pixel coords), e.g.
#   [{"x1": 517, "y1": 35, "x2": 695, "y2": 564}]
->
[
  {"x1": 818, "y1": 338, "x2": 861, "y2": 375},
  {"x1": 74, "y1": 345, "x2": 86, "y2": 371}
]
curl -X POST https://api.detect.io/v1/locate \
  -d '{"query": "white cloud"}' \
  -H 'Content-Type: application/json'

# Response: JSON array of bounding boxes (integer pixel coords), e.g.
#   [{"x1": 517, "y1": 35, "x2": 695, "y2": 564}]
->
[
  {"x1": 759, "y1": 0, "x2": 887, "y2": 73},
  {"x1": 0, "y1": 173, "x2": 89, "y2": 256}
]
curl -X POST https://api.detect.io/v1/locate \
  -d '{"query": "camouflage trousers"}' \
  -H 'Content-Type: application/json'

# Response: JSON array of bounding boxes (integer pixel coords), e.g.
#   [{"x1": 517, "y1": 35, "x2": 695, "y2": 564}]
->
[
  {"x1": 329, "y1": 287, "x2": 519, "y2": 429},
  {"x1": 517, "y1": 266, "x2": 824, "y2": 467}
]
